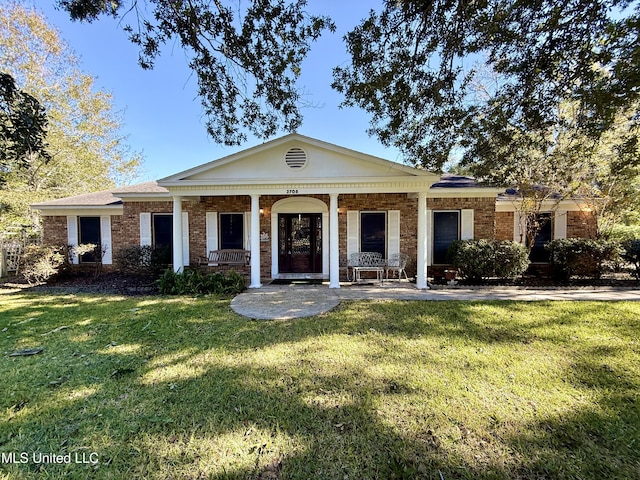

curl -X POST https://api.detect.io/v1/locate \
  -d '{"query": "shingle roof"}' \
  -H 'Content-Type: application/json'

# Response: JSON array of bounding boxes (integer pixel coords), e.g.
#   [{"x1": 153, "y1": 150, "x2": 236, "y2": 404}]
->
[
  {"x1": 31, "y1": 182, "x2": 168, "y2": 208},
  {"x1": 31, "y1": 189, "x2": 123, "y2": 207},
  {"x1": 430, "y1": 174, "x2": 480, "y2": 188},
  {"x1": 113, "y1": 181, "x2": 169, "y2": 194}
]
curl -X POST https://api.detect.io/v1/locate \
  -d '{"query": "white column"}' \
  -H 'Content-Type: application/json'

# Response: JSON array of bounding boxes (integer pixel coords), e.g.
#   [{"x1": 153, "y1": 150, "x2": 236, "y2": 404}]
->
[
  {"x1": 172, "y1": 196, "x2": 183, "y2": 272},
  {"x1": 416, "y1": 191, "x2": 429, "y2": 289},
  {"x1": 329, "y1": 193, "x2": 340, "y2": 289},
  {"x1": 249, "y1": 194, "x2": 262, "y2": 288}
]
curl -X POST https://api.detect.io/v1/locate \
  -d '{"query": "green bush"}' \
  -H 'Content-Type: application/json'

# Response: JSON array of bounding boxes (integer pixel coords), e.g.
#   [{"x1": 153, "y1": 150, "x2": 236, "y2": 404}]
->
[
  {"x1": 156, "y1": 268, "x2": 246, "y2": 295},
  {"x1": 447, "y1": 239, "x2": 530, "y2": 282},
  {"x1": 546, "y1": 238, "x2": 621, "y2": 280},
  {"x1": 493, "y1": 240, "x2": 531, "y2": 279},
  {"x1": 114, "y1": 245, "x2": 170, "y2": 275},
  {"x1": 621, "y1": 239, "x2": 640, "y2": 279},
  {"x1": 608, "y1": 224, "x2": 640, "y2": 242},
  {"x1": 19, "y1": 244, "x2": 65, "y2": 284}
]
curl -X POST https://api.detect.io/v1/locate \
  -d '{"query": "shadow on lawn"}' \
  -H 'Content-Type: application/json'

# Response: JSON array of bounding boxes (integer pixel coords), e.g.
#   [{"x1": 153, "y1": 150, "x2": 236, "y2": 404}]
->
[{"x1": 1, "y1": 293, "x2": 639, "y2": 478}]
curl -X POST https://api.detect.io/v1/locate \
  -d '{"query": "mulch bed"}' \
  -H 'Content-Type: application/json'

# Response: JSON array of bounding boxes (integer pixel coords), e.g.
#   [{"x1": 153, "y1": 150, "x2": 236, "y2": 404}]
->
[{"x1": 1, "y1": 272, "x2": 158, "y2": 296}]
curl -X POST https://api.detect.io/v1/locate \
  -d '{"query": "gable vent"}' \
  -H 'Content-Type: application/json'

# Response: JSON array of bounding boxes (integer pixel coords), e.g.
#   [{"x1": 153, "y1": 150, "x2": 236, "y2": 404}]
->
[{"x1": 285, "y1": 147, "x2": 307, "y2": 169}]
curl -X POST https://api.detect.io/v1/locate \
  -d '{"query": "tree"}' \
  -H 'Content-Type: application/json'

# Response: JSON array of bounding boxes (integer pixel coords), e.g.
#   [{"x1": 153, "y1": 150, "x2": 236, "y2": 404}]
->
[
  {"x1": 56, "y1": 0, "x2": 335, "y2": 145},
  {"x1": 0, "y1": 71, "x2": 50, "y2": 186},
  {"x1": 333, "y1": 0, "x2": 640, "y2": 172},
  {"x1": 0, "y1": 2, "x2": 143, "y2": 237}
]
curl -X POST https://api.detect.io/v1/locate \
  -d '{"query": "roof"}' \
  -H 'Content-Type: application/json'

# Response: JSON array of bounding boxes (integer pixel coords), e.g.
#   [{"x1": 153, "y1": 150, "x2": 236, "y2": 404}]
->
[
  {"x1": 113, "y1": 182, "x2": 169, "y2": 195},
  {"x1": 431, "y1": 174, "x2": 480, "y2": 188},
  {"x1": 31, "y1": 182, "x2": 168, "y2": 209},
  {"x1": 158, "y1": 133, "x2": 435, "y2": 184},
  {"x1": 31, "y1": 189, "x2": 123, "y2": 207}
]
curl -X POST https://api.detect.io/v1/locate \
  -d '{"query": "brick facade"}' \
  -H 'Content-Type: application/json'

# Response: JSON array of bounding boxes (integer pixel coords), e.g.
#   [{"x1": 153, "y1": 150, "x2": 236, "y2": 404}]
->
[
  {"x1": 567, "y1": 210, "x2": 597, "y2": 239},
  {"x1": 495, "y1": 212, "x2": 514, "y2": 241},
  {"x1": 40, "y1": 195, "x2": 598, "y2": 279},
  {"x1": 42, "y1": 216, "x2": 69, "y2": 246},
  {"x1": 428, "y1": 197, "x2": 496, "y2": 240}
]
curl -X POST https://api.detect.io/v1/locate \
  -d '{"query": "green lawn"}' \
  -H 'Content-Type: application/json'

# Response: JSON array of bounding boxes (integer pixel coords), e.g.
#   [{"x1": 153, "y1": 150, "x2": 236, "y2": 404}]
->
[{"x1": 0, "y1": 293, "x2": 639, "y2": 479}]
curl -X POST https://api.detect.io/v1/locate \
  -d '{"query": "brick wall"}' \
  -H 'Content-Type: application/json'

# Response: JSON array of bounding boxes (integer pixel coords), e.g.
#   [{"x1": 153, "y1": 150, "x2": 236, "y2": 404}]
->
[
  {"x1": 567, "y1": 210, "x2": 597, "y2": 239},
  {"x1": 427, "y1": 197, "x2": 496, "y2": 240},
  {"x1": 42, "y1": 216, "x2": 68, "y2": 246},
  {"x1": 495, "y1": 212, "x2": 514, "y2": 241},
  {"x1": 338, "y1": 193, "x2": 419, "y2": 279}
]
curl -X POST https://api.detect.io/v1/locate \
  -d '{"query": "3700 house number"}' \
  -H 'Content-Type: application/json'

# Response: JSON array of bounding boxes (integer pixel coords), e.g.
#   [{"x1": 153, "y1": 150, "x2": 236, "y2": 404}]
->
[{"x1": 286, "y1": 189, "x2": 299, "y2": 194}]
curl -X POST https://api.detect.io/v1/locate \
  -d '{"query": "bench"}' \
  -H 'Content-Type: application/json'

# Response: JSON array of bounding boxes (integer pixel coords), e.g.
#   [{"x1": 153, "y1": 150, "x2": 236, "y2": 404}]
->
[
  {"x1": 198, "y1": 249, "x2": 251, "y2": 270},
  {"x1": 349, "y1": 252, "x2": 385, "y2": 283}
]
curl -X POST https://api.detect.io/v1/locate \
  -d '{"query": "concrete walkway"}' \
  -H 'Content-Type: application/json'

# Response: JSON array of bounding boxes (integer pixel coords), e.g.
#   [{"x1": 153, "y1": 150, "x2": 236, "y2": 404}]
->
[{"x1": 230, "y1": 282, "x2": 640, "y2": 320}]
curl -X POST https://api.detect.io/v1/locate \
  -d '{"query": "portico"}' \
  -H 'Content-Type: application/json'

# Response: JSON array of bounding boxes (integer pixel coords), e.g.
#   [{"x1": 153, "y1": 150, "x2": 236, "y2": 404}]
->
[{"x1": 159, "y1": 134, "x2": 439, "y2": 289}]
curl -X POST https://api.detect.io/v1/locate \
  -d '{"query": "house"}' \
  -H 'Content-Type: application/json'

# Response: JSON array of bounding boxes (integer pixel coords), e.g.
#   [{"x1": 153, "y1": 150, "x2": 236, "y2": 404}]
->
[{"x1": 32, "y1": 133, "x2": 596, "y2": 288}]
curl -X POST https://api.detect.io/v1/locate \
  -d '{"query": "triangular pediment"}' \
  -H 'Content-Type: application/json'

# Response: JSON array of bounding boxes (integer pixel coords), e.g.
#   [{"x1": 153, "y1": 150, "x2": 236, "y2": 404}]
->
[{"x1": 159, "y1": 134, "x2": 436, "y2": 185}]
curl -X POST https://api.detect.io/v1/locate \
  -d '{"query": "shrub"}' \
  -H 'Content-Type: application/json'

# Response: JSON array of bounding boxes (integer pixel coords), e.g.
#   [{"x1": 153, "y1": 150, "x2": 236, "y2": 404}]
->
[
  {"x1": 608, "y1": 224, "x2": 640, "y2": 242},
  {"x1": 621, "y1": 239, "x2": 640, "y2": 279},
  {"x1": 56, "y1": 243, "x2": 105, "y2": 277},
  {"x1": 546, "y1": 238, "x2": 621, "y2": 280},
  {"x1": 114, "y1": 245, "x2": 170, "y2": 275},
  {"x1": 493, "y1": 241, "x2": 530, "y2": 279},
  {"x1": 19, "y1": 244, "x2": 65, "y2": 284},
  {"x1": 156, "y1": 268, "x2": 246, "y2": 295},
  {"x1": 447, "y1": 239, "x2": 530, "y2": 282},
  {"x1": 447, "y1": 239, "x2": 494, "y2": 282}
]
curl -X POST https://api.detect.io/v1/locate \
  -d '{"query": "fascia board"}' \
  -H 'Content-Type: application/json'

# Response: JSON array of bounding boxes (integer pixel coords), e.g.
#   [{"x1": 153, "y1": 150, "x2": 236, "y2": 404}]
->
[{"x1": 32, "y1": 206, "x2": 123, "y2": 216}]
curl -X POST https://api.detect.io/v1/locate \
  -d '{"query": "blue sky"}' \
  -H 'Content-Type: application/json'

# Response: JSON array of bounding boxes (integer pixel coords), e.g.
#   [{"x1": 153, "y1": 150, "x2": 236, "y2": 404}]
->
[{"x1": 32, "y1": 1, "x2": 404, "y2": 182}]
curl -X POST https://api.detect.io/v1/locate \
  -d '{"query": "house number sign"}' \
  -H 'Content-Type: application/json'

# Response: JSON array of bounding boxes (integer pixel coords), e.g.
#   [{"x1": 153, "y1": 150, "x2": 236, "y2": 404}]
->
[{"x1": 286, "y1": 189, "x2": 299, "y2": 194}]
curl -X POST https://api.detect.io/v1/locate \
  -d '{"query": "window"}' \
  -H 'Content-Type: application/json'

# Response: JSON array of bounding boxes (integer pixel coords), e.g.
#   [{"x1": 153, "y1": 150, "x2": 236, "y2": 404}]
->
[
  {"x1": 220, "y1": 213, "x2": 244, "y2": 249},
  {"x1": 153, "y1": 214, "x2": 173, "y2": 264},
  {"x1": 528, "y1": 213, "x2": 552, "y2": 263},
  {"x1": 433, "y1": 211, "x2": 460, "y2": 264},
  {"x1": 360, "y1": 212, "x2": 386, "y2": 256},
  {"x1": 78, "y1": 216, "x2": 101, "y2": 262}
]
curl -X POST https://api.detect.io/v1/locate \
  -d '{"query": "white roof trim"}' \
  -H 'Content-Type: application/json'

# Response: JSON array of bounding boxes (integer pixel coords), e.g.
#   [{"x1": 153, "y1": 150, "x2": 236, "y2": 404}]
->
[{"x1": 34, "y1": 206, "x2": 123, "y2": 216}]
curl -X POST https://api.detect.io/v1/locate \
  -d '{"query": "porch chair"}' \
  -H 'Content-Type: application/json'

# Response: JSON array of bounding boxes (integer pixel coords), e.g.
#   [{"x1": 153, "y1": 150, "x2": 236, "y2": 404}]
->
[
  {"x1": 386, "y1": 252, "x2": 409, "y2": 281},
  {"x1": 349, "y1": 252, "x2": 385, "y2": 283}
]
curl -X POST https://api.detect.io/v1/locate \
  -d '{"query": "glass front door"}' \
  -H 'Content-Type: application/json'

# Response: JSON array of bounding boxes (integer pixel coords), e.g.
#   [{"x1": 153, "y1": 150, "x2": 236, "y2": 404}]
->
[{"x1": 278, "y1": 213, "x2": 322, "y2": 273}]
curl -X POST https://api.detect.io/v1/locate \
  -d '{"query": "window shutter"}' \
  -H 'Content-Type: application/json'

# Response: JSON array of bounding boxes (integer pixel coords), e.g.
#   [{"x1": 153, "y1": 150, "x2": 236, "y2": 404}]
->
[
  {"x1": 461, "y1": 209, "x2": 474, "y2": 240},
  {"x1": 100, "y1": 216, "x2": 112, "y2": 265},
  {"x1": 513, "y1": 212, "x2": 526, "y2": 244},
  {"x1": 244, "y1": 212, "x2": 251, "y2": 250},
  {"x1": 140, "y1": 212, "x2": 152, "y2": 246},
  {"x1": 206, "y1": 212, "x2": 218, "y2": 253},
  {"x1": 554, "y1": 210, "x2": 567, "y2": 239},
  {"x1": 182, "y1": 212, "x2": 189, "y2": 265},
  {"x1": 347, "y1": 210, "x2": 359, "y2": 256},
  {"x1": 426, "y1": 209, "x2": 432, "y2": 266},
  {"x1": 67, "y1": 216, "x2": 79, "y2": 264},
  {"x1": 387, "y1": 210, "x2": 400, "y2": 257}
]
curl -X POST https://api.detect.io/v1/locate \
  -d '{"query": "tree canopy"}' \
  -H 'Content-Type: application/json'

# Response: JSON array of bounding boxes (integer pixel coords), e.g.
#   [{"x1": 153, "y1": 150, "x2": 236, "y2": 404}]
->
[
  {"x1": 0, "y1": 1, "x2": 142, "y2": 237},
  {"x1": 0, "y1": 71, "x2": 49, "y2": 185},
  {"x1": 333, "y1": 0, "x2": 640, "y2": 173},
  {"x1": 56, "y1": 0, "x2": 335, "y2": 145}
]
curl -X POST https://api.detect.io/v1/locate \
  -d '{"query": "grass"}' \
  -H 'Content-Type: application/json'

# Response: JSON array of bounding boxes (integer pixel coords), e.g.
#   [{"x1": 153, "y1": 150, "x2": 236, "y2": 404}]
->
[{"x1": 0, "y1": 292, "x2": 639, "y2": 479}]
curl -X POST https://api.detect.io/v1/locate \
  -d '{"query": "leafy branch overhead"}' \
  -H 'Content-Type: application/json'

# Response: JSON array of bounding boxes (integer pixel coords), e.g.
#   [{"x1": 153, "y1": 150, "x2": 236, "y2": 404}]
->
[
  {"x1": 0, "y1": 72, "x2": 49, "y2": 184},
  {"x1": 57, "y1": 0, "x2": 335, "y2": 145},
  {"x1": 333, "y1": 0, "x2": 640, "y2": 172}
]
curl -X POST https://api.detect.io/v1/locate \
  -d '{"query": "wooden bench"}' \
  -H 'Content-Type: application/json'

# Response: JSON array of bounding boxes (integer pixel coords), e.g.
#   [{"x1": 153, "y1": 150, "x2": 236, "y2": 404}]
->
[
  {"x1": 349, "y1": 252, "x2": 385, "y2": 283},
  {"x1": 198, "y1": 249, "x2": 251, "y2": 270}
]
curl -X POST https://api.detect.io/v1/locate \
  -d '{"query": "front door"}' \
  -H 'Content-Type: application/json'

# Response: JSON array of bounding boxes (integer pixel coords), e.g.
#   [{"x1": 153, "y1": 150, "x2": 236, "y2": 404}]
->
[{"x1": 278, "y1": 213, "x2": 322, "y2": 273}]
